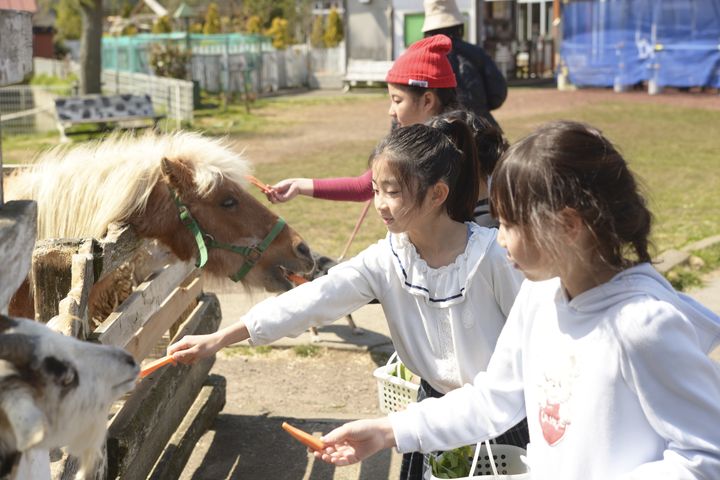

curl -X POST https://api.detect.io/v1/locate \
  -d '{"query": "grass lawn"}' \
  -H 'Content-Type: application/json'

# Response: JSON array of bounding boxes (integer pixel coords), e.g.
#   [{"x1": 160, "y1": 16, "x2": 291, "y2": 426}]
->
[
  {"x1": 3, "y1": 90, "x2": 718, "y2": 260},
  {"x1": 247, "y1": 96, "x2": 720, "y2": 258},
  {"x1": 498, "y1": 102, "x2": 720, "y2": 253}
]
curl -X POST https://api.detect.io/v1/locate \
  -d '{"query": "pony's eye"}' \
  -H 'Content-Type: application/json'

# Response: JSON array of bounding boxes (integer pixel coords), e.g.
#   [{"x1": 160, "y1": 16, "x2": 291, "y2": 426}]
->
[{"x1": 221, "y1": 197, "x2": 237, "y2": 208}]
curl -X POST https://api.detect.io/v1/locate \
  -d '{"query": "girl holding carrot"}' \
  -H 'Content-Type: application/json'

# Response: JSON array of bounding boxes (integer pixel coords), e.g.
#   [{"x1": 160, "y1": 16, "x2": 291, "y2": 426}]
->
[
  {"x1": 314, "y1": 121, "x2": 720, "y2": 479},
  {"x1": 168, "y1": 117, "x2": 528, "y2": 480},
  {"x1": 265, "y1": 34, "x2": 507, "y2": 227}
]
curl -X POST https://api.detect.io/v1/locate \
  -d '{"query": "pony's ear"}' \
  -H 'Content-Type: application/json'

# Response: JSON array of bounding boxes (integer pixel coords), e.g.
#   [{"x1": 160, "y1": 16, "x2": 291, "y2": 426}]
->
[{"x1": 161, "y1": 157, "x2": 196, "y2": 195}]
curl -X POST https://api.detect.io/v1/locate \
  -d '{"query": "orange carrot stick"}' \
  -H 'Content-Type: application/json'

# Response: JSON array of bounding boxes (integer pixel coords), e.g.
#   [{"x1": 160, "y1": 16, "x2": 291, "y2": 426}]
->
[
  {"x1": 281, "y1": 422, "x2": 325, "y2": 451},
  {"x1": 286, "y1": 272, "x2": 309, "y2": 285},
  {"x1": 245, "y1": 174, "x2": 274, "y2": 194},
  {"x1": 139, "y1": 355, "x2": 177, "y2": 379}
]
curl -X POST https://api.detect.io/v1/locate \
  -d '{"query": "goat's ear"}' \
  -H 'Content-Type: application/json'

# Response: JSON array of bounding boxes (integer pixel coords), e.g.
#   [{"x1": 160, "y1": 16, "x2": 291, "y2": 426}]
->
[
  {"x1": 160, "y1": 157, "x2": 196, "y2": 195},
  {"x1": 0, "y1": 385, "x2": 46, "y2": 452}
]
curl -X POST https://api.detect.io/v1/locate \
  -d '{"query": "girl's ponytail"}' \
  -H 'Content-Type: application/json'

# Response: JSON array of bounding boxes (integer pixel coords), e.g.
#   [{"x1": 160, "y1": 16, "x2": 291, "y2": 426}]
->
[
  {"x1": 427, "y1": 117, "x2": 480, "y2": 222},
  {"x1": 369, "y1": 118, "x2": 480, "y2": 223}
]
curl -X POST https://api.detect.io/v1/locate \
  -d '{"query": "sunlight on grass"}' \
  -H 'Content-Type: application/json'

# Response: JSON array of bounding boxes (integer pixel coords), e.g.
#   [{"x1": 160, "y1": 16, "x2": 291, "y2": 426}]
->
[
  {"x1": 499, "y1": 103, "x2": 720, "y2": 252},
  {"x1": 2, "y1": 91, "x2": 717, "y2": 256}
]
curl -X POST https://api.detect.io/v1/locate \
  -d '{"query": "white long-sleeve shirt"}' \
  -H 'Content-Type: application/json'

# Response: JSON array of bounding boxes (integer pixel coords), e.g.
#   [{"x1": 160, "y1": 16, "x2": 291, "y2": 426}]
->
[
  {"x1": 391, "y1": 263, "x2": 720, "y2": 479},
  {"x1": 243, "y1": 223, "x2": 524, "y2": 393}
]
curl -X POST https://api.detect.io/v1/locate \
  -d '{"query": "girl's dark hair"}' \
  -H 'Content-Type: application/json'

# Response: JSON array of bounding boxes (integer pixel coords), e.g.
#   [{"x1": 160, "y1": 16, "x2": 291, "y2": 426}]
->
[
  {"x1": 430, "y1": 110, "x2": 508, "y2": 179},
  {"x1": 392, "y1": 83, "x2": 459, "y2": 114},
  {"x1": 490, "y1": 120, "x2": 653, "y2": 269},
  {"x1": 370, "y1": 120, "x2": 480, "y2": 222}
]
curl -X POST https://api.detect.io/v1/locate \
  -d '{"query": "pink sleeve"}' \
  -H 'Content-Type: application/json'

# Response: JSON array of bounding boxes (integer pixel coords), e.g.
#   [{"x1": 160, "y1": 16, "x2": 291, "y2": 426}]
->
[{"x1": 312, "y1": 169, "x2": 373, "y2": 202}]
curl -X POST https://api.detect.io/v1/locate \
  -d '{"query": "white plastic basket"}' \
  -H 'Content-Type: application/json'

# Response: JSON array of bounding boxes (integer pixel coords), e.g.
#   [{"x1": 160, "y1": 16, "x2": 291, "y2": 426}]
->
[
  {"x1": 373, "y1": 352, "x2": 420, "y2": 414},
  {"x1": 428, "y1": 441, "x2": 529, "y2": 479}
]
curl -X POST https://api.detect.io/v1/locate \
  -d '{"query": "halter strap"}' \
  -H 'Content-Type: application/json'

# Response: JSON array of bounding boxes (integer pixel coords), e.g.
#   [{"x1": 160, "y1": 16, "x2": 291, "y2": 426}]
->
[{"x1": 168, "y1": 186, "x2": 286, "y2": 282}]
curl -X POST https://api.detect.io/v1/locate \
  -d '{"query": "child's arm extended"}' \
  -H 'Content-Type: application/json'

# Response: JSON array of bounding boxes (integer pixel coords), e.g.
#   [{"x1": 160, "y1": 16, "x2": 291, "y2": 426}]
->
[
  {"x1": 168, "y1": 248, "x2": 379, "y2": 362},
  {"x1": 267, "y1": 170, "x2": 373, "y2": 204},
  {"x1": 618, "y1": 304, "x2": 720, "y2": 478},
  {"x1": 311, "y1": 170, "x2": 373, "y2": 202}
]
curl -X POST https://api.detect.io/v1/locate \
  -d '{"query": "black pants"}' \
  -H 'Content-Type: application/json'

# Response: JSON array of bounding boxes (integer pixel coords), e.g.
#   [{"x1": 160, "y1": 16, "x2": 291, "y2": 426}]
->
[{"x1": 399, "y1": 380, "x2": 530, "y2": 480}]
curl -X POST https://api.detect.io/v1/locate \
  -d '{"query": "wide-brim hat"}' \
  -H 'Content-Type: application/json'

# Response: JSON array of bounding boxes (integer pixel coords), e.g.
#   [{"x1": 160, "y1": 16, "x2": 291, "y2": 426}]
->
[{"x1": 422, "y1": 0, "x2": 464, "y2": 33}]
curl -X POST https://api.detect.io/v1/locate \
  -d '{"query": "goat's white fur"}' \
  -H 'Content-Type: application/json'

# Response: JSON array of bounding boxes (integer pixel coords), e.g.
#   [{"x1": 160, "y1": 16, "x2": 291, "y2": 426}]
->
[{"x1": 0, "y1": 316, "x2": 138, "y2": 477}]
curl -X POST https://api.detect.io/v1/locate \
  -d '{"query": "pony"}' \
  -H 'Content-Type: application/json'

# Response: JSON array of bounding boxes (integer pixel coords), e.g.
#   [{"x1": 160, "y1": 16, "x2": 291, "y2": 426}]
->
[{"x1": 3, "y1": 130, "x2": 315, "y2": 323}]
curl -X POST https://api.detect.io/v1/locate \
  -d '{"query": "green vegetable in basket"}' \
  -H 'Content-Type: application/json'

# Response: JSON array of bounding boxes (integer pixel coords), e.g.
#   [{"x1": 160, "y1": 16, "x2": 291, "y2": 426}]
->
[
  {"x1": 429, "y1": 445, "x2": 474, "y2": 479},
  {"x1": 390, "y1": 362, "x2": 416, "y2": 382}
]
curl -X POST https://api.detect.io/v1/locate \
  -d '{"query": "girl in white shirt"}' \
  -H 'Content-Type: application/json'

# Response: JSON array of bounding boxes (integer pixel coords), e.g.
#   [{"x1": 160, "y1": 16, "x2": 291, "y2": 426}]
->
[
  {"x1": 167, "y1": 118, "x2": 527, "y2": 479},
  {"x1": 315, "y1": 120, "x2": 720, "y2": 480}
]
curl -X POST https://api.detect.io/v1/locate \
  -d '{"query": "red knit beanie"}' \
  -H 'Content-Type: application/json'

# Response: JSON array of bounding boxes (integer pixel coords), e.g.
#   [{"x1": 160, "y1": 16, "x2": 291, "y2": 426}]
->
[{"x1": 385, "y1": 34, "x2": 457, "y2": 89}]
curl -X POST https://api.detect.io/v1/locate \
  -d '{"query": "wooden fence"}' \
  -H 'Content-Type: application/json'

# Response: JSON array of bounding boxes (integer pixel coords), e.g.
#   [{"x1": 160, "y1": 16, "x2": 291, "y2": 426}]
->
[{"x1": 29, "y1": 223, "x2": 225, "y2": 479}]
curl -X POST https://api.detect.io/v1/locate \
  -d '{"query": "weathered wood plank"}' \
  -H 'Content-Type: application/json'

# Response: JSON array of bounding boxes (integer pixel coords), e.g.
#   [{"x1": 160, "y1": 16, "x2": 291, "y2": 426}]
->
[
  {"x1": 47, "y1": 252, "x2": 94, "y2": 339},
  {"x1": 147, "y1": 375, "x2": 227, "y2": 480},
  {"x1": 106, "y1": 294, "x2": 221, "y2": 480},
  {"x1": 0, "y1": 200, "x2": 36, "y2": 312},
  {"x1": 123, "y1": 272, "x2": 203, "y2": 362},
  {"x1": 32, "y1": 238, "x2": 82, "y2": 322},
  {"x1": 93, "y1": 224, "x2": 143, "y2": 283},
  {"x1": 92, "y1": 261, "x2": 196, "y2": 347}
]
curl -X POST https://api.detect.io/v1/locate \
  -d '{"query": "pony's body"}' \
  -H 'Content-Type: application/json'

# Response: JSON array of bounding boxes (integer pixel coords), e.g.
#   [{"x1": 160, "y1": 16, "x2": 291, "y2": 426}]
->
[{"x1": 4, "y1": 131, "x2": 314, "y2": 321}]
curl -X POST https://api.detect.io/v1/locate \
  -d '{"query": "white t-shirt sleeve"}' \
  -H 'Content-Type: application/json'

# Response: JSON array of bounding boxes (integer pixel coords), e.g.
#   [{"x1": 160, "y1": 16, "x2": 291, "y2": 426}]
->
[
  {"x1": 244, "y1": 245, "x2": 380, "y2": 345},
  {"x1": 617, "y1": 300, "x2": 720, "y2": 479},
  {"x1": 391, "y1": 283, "x2": 529, "y2": 453}
]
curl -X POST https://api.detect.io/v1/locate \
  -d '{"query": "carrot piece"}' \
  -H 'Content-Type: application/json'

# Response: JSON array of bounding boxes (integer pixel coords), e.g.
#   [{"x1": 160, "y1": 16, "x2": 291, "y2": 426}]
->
[
  {"x1": 286, "y1": 273, "x2": 309, "y2": 285},
  {"x1": 245, "y1": 175, "x2": 274, "y2": 194},
  {"x1": 139, "y1": 355, "x2": 177, "y2": 379},
  {"x1": 281, "y1": 422, "x2": 325, "y2": 451}
]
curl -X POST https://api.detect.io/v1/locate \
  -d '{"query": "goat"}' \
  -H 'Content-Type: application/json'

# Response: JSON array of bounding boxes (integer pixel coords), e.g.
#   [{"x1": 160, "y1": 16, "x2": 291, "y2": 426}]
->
[{"x1": 0, "y1": 315, "x2": 138, "y2": 479}]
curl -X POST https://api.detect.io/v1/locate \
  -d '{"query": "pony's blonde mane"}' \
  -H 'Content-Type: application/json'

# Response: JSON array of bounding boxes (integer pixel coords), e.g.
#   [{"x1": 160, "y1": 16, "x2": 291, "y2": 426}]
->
[{"x1": 6, "y1": 131, "x2": 251, "y2": 240}]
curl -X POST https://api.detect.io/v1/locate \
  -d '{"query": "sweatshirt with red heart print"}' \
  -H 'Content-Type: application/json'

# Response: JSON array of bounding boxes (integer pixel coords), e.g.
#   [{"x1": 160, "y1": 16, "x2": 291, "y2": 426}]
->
[{"x1": 391, "y1": 262, "x2": 720, "y2": 479}]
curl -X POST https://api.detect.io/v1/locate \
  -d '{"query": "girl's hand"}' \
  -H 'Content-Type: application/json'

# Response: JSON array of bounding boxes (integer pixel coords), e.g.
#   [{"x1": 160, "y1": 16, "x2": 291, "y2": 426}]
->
[
  {"x1": 313, "y1": 418, "x2": 396, "y2": 466},
  {"x1": 167, "y1": 331, "x2": 224, "y2": 364},
  {"x1": 266, "y1": 178, "x2": 313, "y2": 203}
]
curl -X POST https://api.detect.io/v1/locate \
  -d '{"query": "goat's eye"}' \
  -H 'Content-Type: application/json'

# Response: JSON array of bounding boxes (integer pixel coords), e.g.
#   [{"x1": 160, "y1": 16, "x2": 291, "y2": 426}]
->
[
  {"x1": 43, "y1": 357, "x2": 77, "y2": 387},
  {"x1": 221, "y1": 197, "x2": 237, "y2": 208}
]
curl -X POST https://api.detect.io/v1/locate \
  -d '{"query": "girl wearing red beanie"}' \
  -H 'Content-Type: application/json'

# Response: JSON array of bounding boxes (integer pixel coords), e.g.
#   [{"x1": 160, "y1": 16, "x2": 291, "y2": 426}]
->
[{"x1": 264, "y1": 35, "x2": 498, "y2": 215}]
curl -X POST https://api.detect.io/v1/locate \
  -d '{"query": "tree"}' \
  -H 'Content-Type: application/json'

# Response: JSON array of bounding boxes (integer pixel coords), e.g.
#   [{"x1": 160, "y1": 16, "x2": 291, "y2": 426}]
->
[
  {"x1": 265, "y1": 16, "x2": 290, "y2": 49},
  {"x1": 55, "y1": 0, "x2": 82, "y2": 41},
  {"x1": 310, "y1": 15, "x2": 324, "y2": 48},
  {"x1": 79, "y1": 0, "x2": 103, "y2": 94},
  {"x1": 152, "y1": 15, "x2": 173, "y2": 34},
  {"x1": 324, "y1": 7, "x2": 344, "y2": 48},
  {"x1": 203, "y1": 2, "x2": 221, "y2": 35}
]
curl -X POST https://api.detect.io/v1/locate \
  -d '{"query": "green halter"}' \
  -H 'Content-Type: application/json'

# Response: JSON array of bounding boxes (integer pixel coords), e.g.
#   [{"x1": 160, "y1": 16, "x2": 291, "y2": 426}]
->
[{"x1": 168, "y1": 186, "x2": 287, "y2": 282}]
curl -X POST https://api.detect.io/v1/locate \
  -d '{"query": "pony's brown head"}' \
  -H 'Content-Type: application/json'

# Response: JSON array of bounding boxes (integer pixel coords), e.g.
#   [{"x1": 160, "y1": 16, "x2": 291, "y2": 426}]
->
[{"x1": 132, "y1": 155, "x2": 314, "y2": 292}]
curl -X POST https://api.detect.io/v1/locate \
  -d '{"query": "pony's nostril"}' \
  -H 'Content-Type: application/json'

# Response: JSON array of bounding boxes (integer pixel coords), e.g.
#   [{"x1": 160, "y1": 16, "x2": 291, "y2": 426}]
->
[{"x1": 296, "y1": 241, "x2": 311, "y2": 259}]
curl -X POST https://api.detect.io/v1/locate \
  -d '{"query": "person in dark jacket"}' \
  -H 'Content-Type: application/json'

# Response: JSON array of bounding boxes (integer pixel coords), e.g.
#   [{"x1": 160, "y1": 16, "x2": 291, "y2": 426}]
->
[{"x1": 422, "y1": 0, "x2": 508, "y2": 127}]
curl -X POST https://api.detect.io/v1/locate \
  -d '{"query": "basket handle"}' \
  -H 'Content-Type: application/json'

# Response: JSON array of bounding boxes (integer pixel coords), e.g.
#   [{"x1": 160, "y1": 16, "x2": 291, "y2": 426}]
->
[
  {"x1": 387, "y1": 351, "x2": 404, "y2": 378},
  {"x1": 469, "y1": 441, "x2": 500, "y2": 478}
]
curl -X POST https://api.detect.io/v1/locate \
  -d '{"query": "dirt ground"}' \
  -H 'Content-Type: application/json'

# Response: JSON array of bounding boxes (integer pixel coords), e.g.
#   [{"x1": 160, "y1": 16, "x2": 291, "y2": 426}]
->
[{"x1": 178, "y1": 86, "x2": 720, "y2": 480}]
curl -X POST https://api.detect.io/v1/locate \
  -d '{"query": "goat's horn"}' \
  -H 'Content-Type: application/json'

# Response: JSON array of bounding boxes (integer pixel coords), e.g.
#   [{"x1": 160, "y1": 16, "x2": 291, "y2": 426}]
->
[{"x1": 0, "y1": 333, "x2": 36, "y2": 366}]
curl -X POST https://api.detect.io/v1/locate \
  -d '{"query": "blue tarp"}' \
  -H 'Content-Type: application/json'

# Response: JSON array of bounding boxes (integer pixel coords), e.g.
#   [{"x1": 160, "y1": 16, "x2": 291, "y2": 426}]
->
[{"x1": 561, "y1": 0, "x2": 720, "y2": 88}]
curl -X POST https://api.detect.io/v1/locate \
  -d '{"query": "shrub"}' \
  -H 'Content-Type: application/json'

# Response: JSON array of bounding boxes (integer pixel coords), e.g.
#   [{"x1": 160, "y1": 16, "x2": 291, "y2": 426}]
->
[
  {"x1": 152, "y1": 15, "x2": 173, "y2": 34},
  {"x1": 265, "y1": 17, "x2": 291, "y2": 49},
  {"x1": 203, "y1": 2, "x2": 222, "y2": 35},
  {"x1": 324, "y1": 7, "x2": 344, "y2": 47},
  {"x1": 310, "y1": 15, "x2": 324, "y2": 48},
  {"x1": 149, "y1": 44, "x2": 191, "y2": 80},
  {"x1": 245, "y1": 15, "x2": 262, "y2": 34}
]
